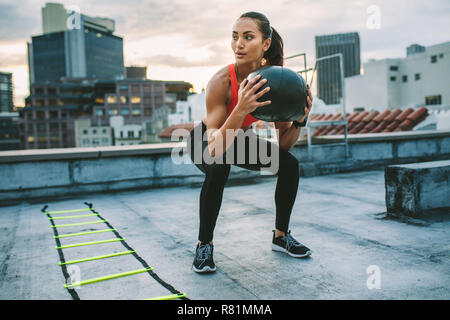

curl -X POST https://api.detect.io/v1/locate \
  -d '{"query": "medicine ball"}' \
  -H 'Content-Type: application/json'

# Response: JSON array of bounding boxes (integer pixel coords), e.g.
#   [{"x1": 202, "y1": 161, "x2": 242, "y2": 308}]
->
[{"x1": 247, "y1": 66, "x2": 307, "y2": 122}]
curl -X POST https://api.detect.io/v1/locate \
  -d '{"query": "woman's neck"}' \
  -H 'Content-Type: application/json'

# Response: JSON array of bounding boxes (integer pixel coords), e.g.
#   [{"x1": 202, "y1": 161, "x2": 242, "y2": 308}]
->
[{"x1": 234, "y1": 60, "x2": 263, "y2": 82}]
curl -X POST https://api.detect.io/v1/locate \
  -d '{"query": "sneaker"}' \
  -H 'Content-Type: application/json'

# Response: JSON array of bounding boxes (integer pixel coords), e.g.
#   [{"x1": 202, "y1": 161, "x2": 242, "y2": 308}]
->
[
  {"x1": 272, "y1": 230, "x2": 312, "y2": 258},
  {"x1": 192, "y1": 242, "x2": 216, "y2": 273}
]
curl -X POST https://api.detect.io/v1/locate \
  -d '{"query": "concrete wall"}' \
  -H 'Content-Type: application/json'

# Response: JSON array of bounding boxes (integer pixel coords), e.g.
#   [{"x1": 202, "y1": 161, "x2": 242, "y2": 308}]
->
[
  {"x1": 1, "y1": 130, "x2": 450, "y2": 206},
  {"x1": 385, "y1": 160, "x2": 450, "y2": 217}
]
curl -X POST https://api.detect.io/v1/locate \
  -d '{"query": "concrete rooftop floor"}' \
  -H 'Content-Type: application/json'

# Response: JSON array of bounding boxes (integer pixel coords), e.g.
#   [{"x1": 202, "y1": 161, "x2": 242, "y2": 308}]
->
[{"x1": 1, "y1": 168, "x2": 449, "y2": 300}]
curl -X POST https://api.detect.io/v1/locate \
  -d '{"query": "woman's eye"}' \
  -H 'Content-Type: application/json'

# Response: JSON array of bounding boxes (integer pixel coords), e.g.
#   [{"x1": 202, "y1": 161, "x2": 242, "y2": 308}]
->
[{"x1": 246, "y1": 36, "x2": 253, "y2": 40}]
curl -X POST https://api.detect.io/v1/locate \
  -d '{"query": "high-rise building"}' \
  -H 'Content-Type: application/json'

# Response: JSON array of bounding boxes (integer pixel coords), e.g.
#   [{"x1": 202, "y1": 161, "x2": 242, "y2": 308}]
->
[
  {"x1": 315, "y1": 32, "x2": 361, "y2": 104},
  {"x1": 0, "y1": 72, "x2": 14, "y2": 112},
  {"x1": 27, "y1": 3, "x2": 124, "y2": 85}
]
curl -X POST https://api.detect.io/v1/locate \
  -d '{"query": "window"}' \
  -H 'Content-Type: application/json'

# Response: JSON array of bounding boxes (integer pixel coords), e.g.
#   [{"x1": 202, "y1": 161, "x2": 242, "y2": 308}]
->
[
  {"x1": 144, "y1": 107, "x2": 152, "y2": 116},
  {"x1": 95, "y1": 109, "x2": 104, "y2": 116},
  {"x1": 92, "y1": 129, "x2": 97, "y2": 134},
  {"x1": 143, "y1": 85, "x2": 152, "y2": 93},
  {"x1": 431, "y1": 55, "x2": 437, "y2": 63},
  {"x1": 131, "y1": 85, "x2": 140, "y2": 93},
  {"x1": 108, "y1": 109, "x2": 118, "y2": 116},
  {"x1": 120, "y1": 131, "x2": 123, "y2": 138},
  {"x1": 120, "y1": 96, "x2": 128, "y2": 104},
  {"x1": 389, "y1": 65, "x2": 398, "y2": 71},
  {"x1": 119, "y1": 85, "x2": 128, "y2": 91},
  {"x1": 131, "y1": 96, "x2": 141, "y2": 104},
  {"x1": 128, "y1": 130, "x2": 134, "y2": 137},
  {"x1": 119, "y1": 108, "x2": 130, "y2": 115},
  {"x1": 102, "y1": 129, "x2": 107, "y2": 134},
  {"x1": 415, "y1": 73, "x2": 421, "y2": 81},
  {"x1": 143, "y1": 97, "x2": 152, "y2": 105},
  {"x1": 83, "y1": 129, "x2": 88, "y2": 135},
  {"x1": 390, "y1": 76, "x2": 396, "y2": 81},
  {"x1": 107, "y1": 96, "x2": 117, "y2": 104},
  {"x1": 425, "y1": 95, "x2": 442, "y2": 105},
  {"x1": 439, "y1": 53, "x2": 444, "y2": 58},
  {"x1": 35, "y1": 88, "x2": 44, "y2": 95},
  {"x1": 37, "y1": 111, "x2": 46, "y2": 119},
  {"x1": 402, "y1": 75, "x2": 408, "y2": 83},
  {"x1": 132, "y1": 107, "x2": 141, "y2": 116}
]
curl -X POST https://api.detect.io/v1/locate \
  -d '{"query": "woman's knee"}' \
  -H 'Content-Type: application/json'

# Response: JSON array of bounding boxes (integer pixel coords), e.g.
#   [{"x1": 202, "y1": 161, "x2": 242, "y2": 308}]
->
[
  {"x1": 279, "y1": 151, "x2": 299, "y2": 174},
  {"x1": 204, "y1": 163, "x2": 231, "y2": 178}
]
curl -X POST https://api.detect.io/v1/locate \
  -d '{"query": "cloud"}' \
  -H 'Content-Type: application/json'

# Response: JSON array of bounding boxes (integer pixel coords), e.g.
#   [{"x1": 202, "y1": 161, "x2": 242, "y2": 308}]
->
[
  {"x1": 137, "y1": 43, "x2": 233, "y2": 68},
  {"x1": 0, "y1": 51, "x2": 27, "y2": 69}
]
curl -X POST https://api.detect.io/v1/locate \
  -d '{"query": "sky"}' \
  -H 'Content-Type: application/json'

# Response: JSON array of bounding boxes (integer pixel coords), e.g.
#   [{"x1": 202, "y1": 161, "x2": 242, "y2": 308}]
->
[{"x1": 0, "y1": 0, "x2": 449, "y2": 107}]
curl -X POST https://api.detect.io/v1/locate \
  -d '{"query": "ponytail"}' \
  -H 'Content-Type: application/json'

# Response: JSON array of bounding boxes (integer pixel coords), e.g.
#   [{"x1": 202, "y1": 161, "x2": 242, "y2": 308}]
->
[{"x1": 239, "y1": 12, "x2": 284, "y2": 67}]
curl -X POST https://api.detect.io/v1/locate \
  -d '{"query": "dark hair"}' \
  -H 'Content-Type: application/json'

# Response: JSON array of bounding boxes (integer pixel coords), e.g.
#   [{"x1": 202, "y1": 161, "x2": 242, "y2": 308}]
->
[{"x1": 239, "y1": 11, "x2": 284, "y2": 66}]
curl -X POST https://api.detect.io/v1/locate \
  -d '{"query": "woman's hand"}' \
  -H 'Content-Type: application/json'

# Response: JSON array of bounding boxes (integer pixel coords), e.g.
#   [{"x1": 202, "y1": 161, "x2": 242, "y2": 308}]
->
[
  {"x1": 297, "y1": 84, "x2": 312, "y2": 123},
  {"x1": 235, "y1": 74, "x2": 271, "y2": 116}
]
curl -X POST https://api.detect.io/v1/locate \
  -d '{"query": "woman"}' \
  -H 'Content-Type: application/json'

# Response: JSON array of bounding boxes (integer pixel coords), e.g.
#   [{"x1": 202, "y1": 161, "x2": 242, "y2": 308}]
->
[{"x1": 188, "y1": 11, "x2": 313, "y2": 273}]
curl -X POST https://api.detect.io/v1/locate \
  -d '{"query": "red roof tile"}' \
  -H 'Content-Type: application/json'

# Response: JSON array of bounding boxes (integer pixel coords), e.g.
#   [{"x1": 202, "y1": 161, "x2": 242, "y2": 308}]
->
[
  {"x1": 311, "y1": 107, "x2": 429, "y2": 136},
  {"x1": 158, "y1": 123, "x2": 195, "y2": 139},
  {"x1": 384, "y1": 109, "x2": 402, "y2": 122},
  {"x1": 395, "y1": 108, "x2": 414, "y2": 122}
]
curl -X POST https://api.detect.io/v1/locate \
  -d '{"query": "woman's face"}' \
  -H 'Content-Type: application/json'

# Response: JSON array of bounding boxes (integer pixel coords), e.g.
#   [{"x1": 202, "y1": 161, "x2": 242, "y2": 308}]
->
[{"x1": 231, "y1": 17, "x2": 271, "y2": 64}]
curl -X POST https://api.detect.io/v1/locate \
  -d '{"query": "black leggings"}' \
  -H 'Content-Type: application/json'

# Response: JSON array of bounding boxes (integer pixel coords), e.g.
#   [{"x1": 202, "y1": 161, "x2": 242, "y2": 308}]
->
[{"x1": 188, "y1": 121, "x2": 300, "y2": 243}]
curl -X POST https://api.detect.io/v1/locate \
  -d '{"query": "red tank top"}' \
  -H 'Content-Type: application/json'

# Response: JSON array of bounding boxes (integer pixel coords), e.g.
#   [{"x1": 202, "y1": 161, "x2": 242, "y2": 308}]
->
[{"x1": 227, "y1": 64, "x2": 258, "y2": 127}]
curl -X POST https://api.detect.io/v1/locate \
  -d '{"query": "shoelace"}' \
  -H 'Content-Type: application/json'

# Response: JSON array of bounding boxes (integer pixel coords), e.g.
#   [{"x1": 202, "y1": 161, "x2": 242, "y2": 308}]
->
[
  {"x1": 197, "y1": 244, "x2": 212, "y2": 261},
  {"x1": 284, "y1": 233, "x2": 301, "y2": 251}
]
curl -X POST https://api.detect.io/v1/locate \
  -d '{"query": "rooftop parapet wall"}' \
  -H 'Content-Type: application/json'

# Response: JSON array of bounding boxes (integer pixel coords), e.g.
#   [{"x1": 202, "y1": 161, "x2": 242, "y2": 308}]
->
[{"x1": 1, "y1": 130, "x2": 449, "y2": 206}]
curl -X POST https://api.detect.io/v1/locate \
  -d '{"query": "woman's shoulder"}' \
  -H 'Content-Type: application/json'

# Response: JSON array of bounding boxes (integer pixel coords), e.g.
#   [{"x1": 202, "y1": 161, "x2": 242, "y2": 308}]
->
[
  {"x1": 206, "y1": 65, "x2": 232, "y2": 101},
  {"x1": 209, "y1": 65, "x2": 231, "y2": 88}
]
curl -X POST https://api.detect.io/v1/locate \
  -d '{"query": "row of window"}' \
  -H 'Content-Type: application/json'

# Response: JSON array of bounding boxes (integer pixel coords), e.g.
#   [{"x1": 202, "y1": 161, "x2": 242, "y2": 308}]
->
[
  {"x1": 389, "y1": 53, "x2": 444, "y2": 72},
  {"x1": 425, "y1": 95, "x2": 442, "y2": 105},
  {"x1": 81, "y1": 137, "x2": 110, "y2": 146},
  {"x1": 82, "y1": 128, "x2": 108, "y2": 135},
  {"x1": 119, "y1": 130, "x2": 142, "y2": 138},
  {"x1": 390, "y1": 73, "x2": 421, "y2": 82},
  {"x1": 95, "y1": 107, "x2": 152, "y2": 117}
]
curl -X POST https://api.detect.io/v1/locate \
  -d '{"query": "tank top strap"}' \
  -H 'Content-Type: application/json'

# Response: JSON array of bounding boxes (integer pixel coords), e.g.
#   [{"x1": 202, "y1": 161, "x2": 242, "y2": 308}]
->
[{"x1": 227, "y1": 64, "x2": 239, "y2": 109}]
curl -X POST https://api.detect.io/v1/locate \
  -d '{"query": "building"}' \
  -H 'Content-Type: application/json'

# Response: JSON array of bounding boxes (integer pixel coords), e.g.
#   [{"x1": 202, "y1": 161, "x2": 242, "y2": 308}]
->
[
  {"x1": 20, "y1": 78, "x2": 192, "y2": 149},
  {"x1": 74, "y1": 118, "x2": 113, "y2": 147},
  {"x1": 110, "y1": 116, "x2": 142, "y2": 146},
  {"x1": 407, "y1": 44, "x2": 426, "y2": 56},
  {"x1": 315, "y1": 32, "x2": 361, "y2": 104},
  {"x1": 345, "y1": 41, "x2": 450, "y2": 113},
  {"x1": 168, "y1": 91, "x2": 205, "y2": 126},
  {"x1": 19, "y1": 78, "x2": 116, "y2": 149},
  {"x1": 27, "y1": 3, "x2": 124, "y2": 85},
  {"x1": 0, "y1": 72, "x2": 14, "y2": 113},
  {"x1": 41, "y1": 2, "x2": 115, "y2": 34},
  {"x1": 126, "y1": 66, "x2": 147, "y2": 79},
  {"x1": 0, "y1": 112, "x2": 20, "y2": 150}
]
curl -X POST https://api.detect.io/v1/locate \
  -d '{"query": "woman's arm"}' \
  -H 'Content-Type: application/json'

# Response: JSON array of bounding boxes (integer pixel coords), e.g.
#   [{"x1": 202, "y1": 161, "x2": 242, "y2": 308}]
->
[
  {"x1": 206, "y1": 73, "x2": 271, "y2": 158},
  {"x1": 275, "y1": 84, "x2": 313, "y2": 151}
]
